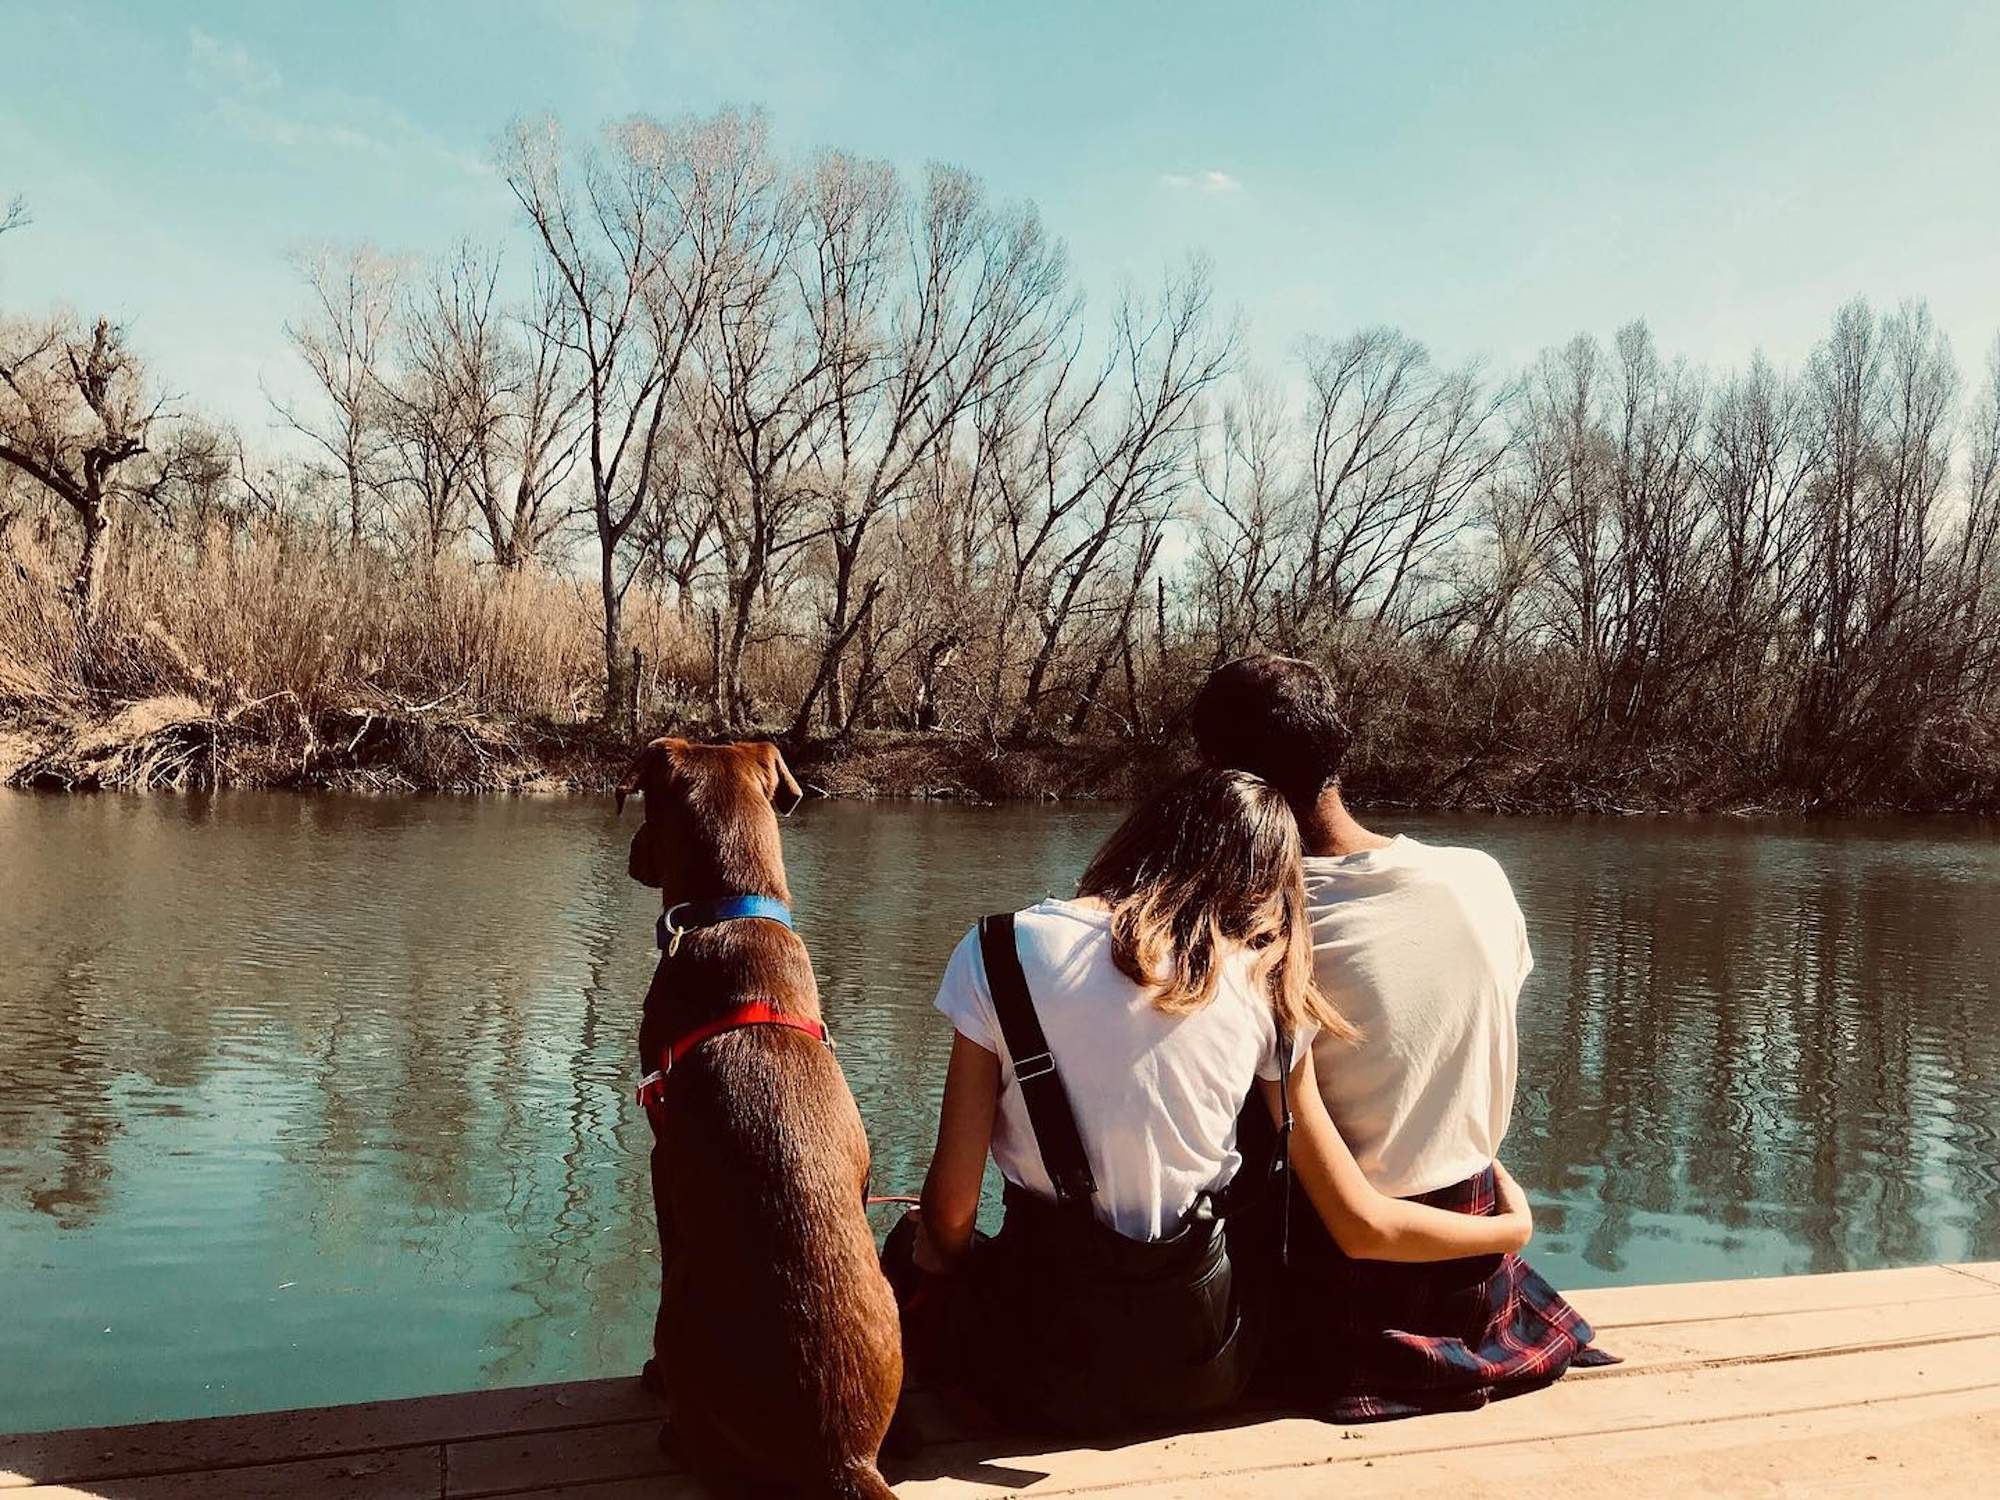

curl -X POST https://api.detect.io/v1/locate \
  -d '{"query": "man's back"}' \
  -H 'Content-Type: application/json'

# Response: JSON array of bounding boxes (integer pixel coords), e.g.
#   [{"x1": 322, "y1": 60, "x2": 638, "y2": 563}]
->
[{"x1": 1304, "y1": 836, "x2": 1531, "y2": 1198}]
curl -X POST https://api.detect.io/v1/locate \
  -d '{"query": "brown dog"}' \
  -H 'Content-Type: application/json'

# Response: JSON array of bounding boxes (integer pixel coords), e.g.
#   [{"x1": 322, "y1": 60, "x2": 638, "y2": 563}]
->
[{"x1": 619, "y1": 736, "x2": 901, "y2": 1500}]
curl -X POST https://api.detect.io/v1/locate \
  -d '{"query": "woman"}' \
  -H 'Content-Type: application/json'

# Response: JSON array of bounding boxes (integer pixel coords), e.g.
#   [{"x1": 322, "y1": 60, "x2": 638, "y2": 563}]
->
[{"x1": 886, "y1": 769, "x2": 1535, "y2": 1434}]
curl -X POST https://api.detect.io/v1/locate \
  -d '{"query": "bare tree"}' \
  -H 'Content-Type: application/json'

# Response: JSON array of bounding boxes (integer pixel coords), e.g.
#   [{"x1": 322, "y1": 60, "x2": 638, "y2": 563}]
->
[
  {"x1": 0, "y1": 316, "x2": 185, "y2": 622},
  {"x1": 1950, "y1": 339, "x2": 2000, "y2": 626},
  {"x1": 380, "y1": 251, "x2": 484, "y2": 560},
  {"x1": 1513, "y1": 334, "x2": 1613, "y2": 707},
  {"x1": 689, "y1": 140, "x2": 858, "y2": 724},
  {"x1": 1065, "y1": 510, "x2": 1167, "y2": 733},
  {"x1": 502, "y1": 110, "x2": 752, "y2": 718},
  {"x1": 1795, "y1": 298, "x2": 1885, "y2": 758},
  {"x1": 1273, "y1": 328, "x2": 1504, "y2": 653},
  {"x1": 632, "y1": 407, "x2": 717, "y2": 618},
  {"x1": 154, "y1": 418, "x2": 238, "y2": 533},
  {"x1": 477, "y1": 267, "x2": 587, "y2": 569},
  {"x1": 1194, "y1": 373, "x2": 1300, "y2": 657},
  {"x1": 971, "y1": 304, "x2": 1111, "y2": 724},
  {"x1": 274, "y1": 244, "x2": 404, "y2": 548},
  {"x1": 1595, "y1": 321, "x2": 1706, "y2": 738},
  {"x1": 1003, "y1": 262, "x2": 1232, "y2": 735},
  {"x1": 884, "y1": 441, "x2": 988, "y2": 731},
  {"x1": 1805, "y1": 300, "x2": 1964, "y2": 793},
  {"x1": 785, "y1": 162, "x2": 1073, "y2": 739},
  {"x1": 1699, "y1": 354, "x2": 1819, "y2": 754}
]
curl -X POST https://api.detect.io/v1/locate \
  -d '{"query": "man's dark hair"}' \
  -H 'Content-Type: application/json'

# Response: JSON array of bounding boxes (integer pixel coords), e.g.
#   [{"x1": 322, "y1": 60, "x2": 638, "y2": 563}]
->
[{"x1": 1188, "y1": 654, "x2": 1351, "y2": 816}]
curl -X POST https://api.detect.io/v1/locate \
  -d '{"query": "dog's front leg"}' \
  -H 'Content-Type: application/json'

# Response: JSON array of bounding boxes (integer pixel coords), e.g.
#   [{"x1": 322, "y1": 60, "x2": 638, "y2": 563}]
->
[{"x1": 647, "y1": 1127, "x2": 685, "y2": 1374}]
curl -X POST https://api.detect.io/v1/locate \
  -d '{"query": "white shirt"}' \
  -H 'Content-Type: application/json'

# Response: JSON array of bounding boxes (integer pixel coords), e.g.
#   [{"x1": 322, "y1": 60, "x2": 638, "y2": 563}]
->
[
  {"x1": 1305, "y1": 836, "x2": 1531, "y2": 1198},
  {"x1": 933, "y1": 897, "x2": 1291, "y2": 1241}
]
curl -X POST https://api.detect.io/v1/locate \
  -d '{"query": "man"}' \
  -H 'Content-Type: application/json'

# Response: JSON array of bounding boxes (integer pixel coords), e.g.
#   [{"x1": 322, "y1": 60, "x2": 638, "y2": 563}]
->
[{"x1": 1190, "y1": 652, "x2": 1611, "y2": 1419}]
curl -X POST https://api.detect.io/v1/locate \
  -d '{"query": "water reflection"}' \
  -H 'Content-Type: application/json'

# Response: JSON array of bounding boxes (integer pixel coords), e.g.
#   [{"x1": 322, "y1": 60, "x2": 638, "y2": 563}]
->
[
  {"x1": 0, "y1": 793, "x2": 1994, "y2": 1432},
  {"x1": 1481, "y1": 815, "x2": 2000, "y2": 1283}
]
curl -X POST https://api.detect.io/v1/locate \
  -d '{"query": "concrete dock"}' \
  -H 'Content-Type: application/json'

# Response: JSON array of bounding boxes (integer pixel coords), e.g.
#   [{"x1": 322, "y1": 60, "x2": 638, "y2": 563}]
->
[{"x1": 7, "y1": 1262, "x2": 1999, "y2": 1497}]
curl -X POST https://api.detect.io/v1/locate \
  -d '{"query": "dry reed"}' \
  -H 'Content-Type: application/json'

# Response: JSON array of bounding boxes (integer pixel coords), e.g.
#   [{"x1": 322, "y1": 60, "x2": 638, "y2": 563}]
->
[{"x1": 0, "y1": 518, "x2": 699, "y2": 788}]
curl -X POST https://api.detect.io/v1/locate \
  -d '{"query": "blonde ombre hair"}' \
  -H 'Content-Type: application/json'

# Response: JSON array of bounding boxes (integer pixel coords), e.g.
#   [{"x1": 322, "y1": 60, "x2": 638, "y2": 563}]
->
[{"x1": 1077, "y1": 769, "x2": 1353, "y2": 1044}]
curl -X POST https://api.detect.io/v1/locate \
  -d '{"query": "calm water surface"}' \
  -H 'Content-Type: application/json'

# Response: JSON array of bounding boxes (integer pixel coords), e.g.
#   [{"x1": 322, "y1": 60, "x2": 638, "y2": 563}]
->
[{"x1": 1, "y1": 793, "x2": 1995, "y2": 1432}]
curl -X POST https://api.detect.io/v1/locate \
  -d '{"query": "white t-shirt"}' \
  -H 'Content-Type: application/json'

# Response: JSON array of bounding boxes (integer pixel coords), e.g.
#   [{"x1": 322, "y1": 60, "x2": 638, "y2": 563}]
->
[
  {"x1": 1305, "y1": 836, "x2": 1531, "y2": 1198},
  {"x1": 932, "y1": 897, "x2": 1291, "y2": 1242}
]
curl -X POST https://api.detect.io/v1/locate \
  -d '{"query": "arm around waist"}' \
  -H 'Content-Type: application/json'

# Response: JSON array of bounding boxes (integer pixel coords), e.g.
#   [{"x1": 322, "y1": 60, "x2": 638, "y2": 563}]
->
[{"x1": 1266, "y1": 1050, "x2": 1532, "y2": 1262}]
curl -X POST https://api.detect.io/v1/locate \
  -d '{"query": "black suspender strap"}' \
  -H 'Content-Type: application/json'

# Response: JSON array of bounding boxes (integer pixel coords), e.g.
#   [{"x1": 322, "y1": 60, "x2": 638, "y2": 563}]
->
[
  {"x1": 977, "y1": 912, "x2": 1099, "y2": 1208},
  {"x1": 1276, "y1": 1025, "x2": 1294, "y2": 1264}
]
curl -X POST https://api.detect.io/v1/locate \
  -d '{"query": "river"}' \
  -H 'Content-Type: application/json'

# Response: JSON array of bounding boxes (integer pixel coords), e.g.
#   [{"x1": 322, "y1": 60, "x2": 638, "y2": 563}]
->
[{"x1": 1, "y1": 792, "x2": 1995, "y2": 1432}]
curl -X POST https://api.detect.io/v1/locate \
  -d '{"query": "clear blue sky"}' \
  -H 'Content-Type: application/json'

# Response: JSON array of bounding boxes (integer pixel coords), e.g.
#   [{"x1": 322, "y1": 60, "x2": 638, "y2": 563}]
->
[{"x1": 3, "y1": 0, "x2": 1996, "y2": 429}]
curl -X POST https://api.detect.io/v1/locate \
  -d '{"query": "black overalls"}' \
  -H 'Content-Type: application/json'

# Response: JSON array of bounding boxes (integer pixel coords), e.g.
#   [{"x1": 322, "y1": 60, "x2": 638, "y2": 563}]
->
[{"x1": 887, "y1": 911, "x2": 1287, "y2": 1435}]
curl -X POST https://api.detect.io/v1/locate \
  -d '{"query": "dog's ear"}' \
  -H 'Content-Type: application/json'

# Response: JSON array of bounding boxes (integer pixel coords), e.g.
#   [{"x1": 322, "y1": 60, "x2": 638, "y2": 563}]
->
[
  {"x1": 615, "y1": 738, "x2": 685, "y2": 815},
  {"x1": 755, "y1": 742, "x2": 804, "y2": 815}
]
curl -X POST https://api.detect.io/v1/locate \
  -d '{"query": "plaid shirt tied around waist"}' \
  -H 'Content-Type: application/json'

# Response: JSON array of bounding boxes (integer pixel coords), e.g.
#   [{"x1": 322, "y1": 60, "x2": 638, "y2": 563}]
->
[{"x1": 1283, "y1": 1164, "x2": 1620, "y2": 1422}]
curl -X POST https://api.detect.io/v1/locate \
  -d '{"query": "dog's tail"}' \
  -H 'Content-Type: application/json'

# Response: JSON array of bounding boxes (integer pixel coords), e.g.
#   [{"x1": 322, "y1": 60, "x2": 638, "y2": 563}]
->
[{"x1": 828, "y1": 1459, "x2": 898, "y2": 1500}]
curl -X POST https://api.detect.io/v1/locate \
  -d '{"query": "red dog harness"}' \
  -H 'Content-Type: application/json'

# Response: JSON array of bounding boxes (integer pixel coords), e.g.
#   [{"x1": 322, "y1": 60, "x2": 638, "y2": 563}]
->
[{"x1": 636, "y1": 1002, "x2": 832, "y2": 1111}]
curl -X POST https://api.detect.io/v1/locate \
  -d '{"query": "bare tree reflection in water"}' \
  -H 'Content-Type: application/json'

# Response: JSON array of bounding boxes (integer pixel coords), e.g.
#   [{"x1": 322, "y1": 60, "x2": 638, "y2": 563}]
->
[
  {"x1": 11, "y1": 955, "x2": 122, "y2": 1227},
  {"x1": 0, "y1": 794, "x2": 1995, "y2": 1432},
  {"x1": 1500, "y1": 816, "x2": 2000, "y2": 1285},
  {"x1": 478, "y1": 832, "x2": 657, "y2": 1391}
]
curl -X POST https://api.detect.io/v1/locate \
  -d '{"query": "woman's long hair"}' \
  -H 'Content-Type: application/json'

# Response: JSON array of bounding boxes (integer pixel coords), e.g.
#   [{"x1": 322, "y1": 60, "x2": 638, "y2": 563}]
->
[{"x1": 1077, "y1": 768, "x2": 1353, "y2": 1043}]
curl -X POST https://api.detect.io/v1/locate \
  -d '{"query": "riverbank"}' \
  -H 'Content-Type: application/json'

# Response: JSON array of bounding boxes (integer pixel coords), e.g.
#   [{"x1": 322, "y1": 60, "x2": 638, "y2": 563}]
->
[
  {"x1": 0, "y1": 701, "x2": 1141, "y2": 800},
  {"x1": 6, "y1": 698, "x2": 2000, "y2": 812},
  {"x1": 6, "y1": 1262, "x2": 1996, "y2": 1493}
]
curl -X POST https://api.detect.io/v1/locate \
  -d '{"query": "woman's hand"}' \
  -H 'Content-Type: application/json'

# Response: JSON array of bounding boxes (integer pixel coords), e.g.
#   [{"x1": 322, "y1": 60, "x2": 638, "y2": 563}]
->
[
  {"x1": 1491, "y1": 1160, "x2": 1534, "y2": 1253},
  {"x1": 1275, "y1": 1049, "x2": 1539, "y2": 1263}
]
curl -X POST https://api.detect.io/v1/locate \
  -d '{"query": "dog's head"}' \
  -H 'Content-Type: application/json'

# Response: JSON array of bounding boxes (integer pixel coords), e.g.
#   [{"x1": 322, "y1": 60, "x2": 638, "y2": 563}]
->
[{"x1": 615, "y1": 737, "x2": 803, "y2": 899}]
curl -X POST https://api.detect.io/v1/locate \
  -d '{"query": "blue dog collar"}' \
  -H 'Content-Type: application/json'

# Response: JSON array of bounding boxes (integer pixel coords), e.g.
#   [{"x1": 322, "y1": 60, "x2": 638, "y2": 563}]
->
[{"x1": 657, "y1": 895, "x2": 794, "y2": 954}]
